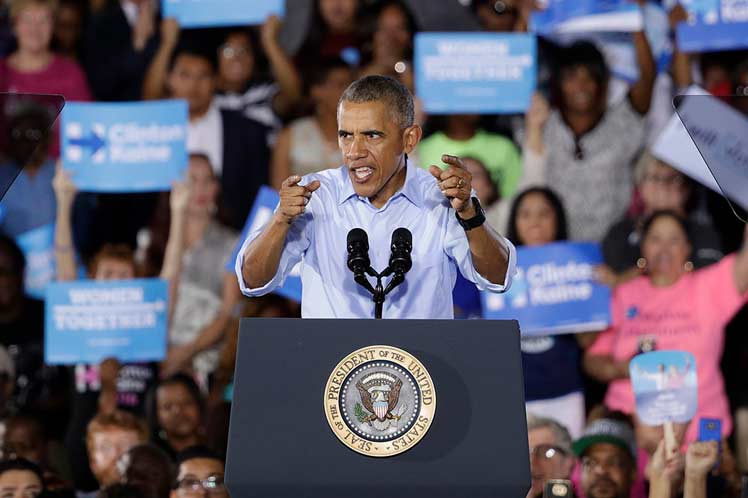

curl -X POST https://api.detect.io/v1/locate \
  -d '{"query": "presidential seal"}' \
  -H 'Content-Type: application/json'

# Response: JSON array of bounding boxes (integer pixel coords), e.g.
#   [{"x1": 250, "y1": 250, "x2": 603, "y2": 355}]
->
[{"x1": 324, "y1": 345, "x2": 436, "y2": 457}]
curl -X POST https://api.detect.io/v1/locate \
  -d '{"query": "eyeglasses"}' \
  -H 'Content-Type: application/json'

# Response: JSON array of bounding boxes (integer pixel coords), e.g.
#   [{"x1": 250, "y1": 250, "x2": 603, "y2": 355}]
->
[
  {"x1": 220, "y1": 45, "x2": 249, "y2": 59},
  {"x1": 176, "y1": 475, "x2": 226, "y2": 495},
  {"x1": 530, "y1": 444, "x2": 568, "y2": 460},
  {"x1": 492, "y1": 0, "x2": 518, "y2": 16},
  {"x1": 644, "y1": 173, "x2": 686, "y2": 187},
  {"x1": 581, "y1": 455, "x2": 628, "y2": 472}
]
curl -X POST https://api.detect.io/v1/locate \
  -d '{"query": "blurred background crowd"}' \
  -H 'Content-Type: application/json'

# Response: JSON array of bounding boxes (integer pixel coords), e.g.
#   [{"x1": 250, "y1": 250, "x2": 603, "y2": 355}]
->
[{"x1": 1, "y1": 0, "x2": 748, "y2": 496}]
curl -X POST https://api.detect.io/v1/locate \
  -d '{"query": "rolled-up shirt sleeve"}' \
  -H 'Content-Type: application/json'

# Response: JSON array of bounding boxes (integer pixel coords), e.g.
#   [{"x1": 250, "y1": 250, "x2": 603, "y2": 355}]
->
[
  {"x1": 234, "y1": 208, "x2": 313, "y2": 297},
  {"x1": 444, "y1": 219, "x2": 517, "y2": 293}
]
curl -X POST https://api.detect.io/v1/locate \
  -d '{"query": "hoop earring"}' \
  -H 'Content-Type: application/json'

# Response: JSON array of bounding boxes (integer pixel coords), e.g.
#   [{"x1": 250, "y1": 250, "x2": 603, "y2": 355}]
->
[
  {"x1": 684, "y1": 261, "x2": 694, "y2": 272},
  {"x1": 636, "y1": 257, "x2": 647, "y2": 269}
]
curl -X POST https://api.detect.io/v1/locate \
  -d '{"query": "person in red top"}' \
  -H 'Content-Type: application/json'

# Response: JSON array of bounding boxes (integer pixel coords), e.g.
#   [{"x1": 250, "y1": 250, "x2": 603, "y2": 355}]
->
[{"x1": 0, "y1": 0, "x2": 91, "y2": 156}]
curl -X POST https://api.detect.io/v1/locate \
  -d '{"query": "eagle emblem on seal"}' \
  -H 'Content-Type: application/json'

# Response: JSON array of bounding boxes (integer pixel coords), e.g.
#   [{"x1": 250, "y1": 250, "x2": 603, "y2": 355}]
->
[{"x1": 355, "y1": 372, "x2": 408, "y2": 430}]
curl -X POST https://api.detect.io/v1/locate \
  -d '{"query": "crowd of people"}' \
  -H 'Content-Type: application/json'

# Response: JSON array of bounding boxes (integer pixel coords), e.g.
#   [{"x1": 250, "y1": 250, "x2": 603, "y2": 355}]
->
[{"x1": 0, "y1": 0, "x2": 747, "y2": 496}]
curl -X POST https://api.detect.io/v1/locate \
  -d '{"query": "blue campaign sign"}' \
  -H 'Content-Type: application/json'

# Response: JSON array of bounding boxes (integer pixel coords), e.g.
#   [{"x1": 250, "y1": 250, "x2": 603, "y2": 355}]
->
[
  {"x1": 531, "y1": 0, "x2": 643, "y2": 35},
  {"x1": 630, "y1": 351, "x2": 698, "y2": 426},
  {"x1": 414, "y1": 32, "x2": 536, "y2": 114},
  {"x1": 552, "y1": 2, "x2": 672, "y2": 84},
  {"x1": 15, "y1": 223, "x2": 56, "y2": 300},
  {"x1": 162, "y1": 0, "x2": 284, "y2": 28},
  {"x1": 676, "y1": 0, "x2": 748, "y2": 52},
  {"x1": 61, "y1": 100, "x2": 188, "y2": 192},
  {"x1": 481, "y1": 242, "x2": 610, "y2": 335},
  {"x1": 226, "y1": 185, "x2": 302, "y2": 302},
  {"x1": 45, "y1": 278, "x2": 168, "y2": 365}
]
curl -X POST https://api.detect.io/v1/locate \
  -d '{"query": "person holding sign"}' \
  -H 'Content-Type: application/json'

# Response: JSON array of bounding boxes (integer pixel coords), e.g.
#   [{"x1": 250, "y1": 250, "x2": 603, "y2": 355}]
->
[
  {"x1": 523, "y1": 31, "x2": 656, "y2": 241},
  {"x1": 143, "y1": 15, "x2": 302, "y2": 135},
  {"x1": 583, "y1": 211, "x2": 748, "y2": 450},
  {"x1": 237, "y1": 75, "x2": 516, "y2": 318},
  {"x1": 505, "y1": 187, "x2": 589, "y2": 438},
  {"x1": 145, "y1": 153, "x2": 241, "y2": 379}
]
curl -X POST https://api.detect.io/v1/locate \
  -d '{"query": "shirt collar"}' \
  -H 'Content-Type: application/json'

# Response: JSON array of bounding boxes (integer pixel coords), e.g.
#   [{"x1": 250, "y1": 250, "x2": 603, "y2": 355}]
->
[{"x1": 337, "y1": 158, "x2": 422, "y2": 208}]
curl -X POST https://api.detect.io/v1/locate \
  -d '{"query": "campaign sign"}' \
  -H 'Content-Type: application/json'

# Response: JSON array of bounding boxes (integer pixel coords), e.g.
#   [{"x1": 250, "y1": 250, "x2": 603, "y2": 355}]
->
[
  {"x1": 551, "y1": 2, "x2": 672, "y2": 83},
  {"x1": 62, "y1": 100, "x2": 188, "y2": 192},
  {"x1": 676, "y1": 0, "x2": 748, "y2": 52},
  {"x1": 414, "y1": 33, "x2": 536, "y2": 114},
  {"x1": 630, "y1": 351, "x2": 698, "y2": 426},
  {"x1": 481, "y1": 242, "x2": 610, "y2": 335},
  {"x1": 653, "y1": 89, "x2": 748, "y2": 211},
  {"x1": 45, "y1": 278, "x2": 168, "y2": 365},
  {"x1": 226, "y1": 186, "x2": 301, "y2": 302},
  {"x1": 162, "y1": 0, "x2": 284, "y2": 28},
  {"x1": 15, "y1": 223, "x2": 55, "y2": 300},
  {"x1": 531, "y1": 0, "x2": 643, "y2": 36}
]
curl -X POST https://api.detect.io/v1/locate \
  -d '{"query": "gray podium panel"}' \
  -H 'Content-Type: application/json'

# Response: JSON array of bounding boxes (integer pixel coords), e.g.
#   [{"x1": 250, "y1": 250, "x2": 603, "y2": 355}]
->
[{"x1": 226, "y1": 318, "x2": 529, "y2": 498}]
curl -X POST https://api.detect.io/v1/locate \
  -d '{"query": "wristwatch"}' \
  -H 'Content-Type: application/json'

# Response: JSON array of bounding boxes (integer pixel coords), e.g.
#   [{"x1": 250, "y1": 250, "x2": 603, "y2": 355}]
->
[{"x1": 455, "y1": 197, "x2": 486, "y2": 231}]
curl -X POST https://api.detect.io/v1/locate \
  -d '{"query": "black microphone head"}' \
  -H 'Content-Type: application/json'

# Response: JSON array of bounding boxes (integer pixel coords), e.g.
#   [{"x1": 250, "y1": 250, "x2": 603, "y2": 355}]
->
[
  {"x1": 347, "y1": 228, "x2": 370, "y2": 273},
  {"x1": 391, "y1": 227, "x2": 412, "y2": 252},
  {"x1": 389, "y1": 227, "x2": 412, "y2": 274},
  {"x1": 347, "y1": 228, "x2": 369, "y2": 251}
]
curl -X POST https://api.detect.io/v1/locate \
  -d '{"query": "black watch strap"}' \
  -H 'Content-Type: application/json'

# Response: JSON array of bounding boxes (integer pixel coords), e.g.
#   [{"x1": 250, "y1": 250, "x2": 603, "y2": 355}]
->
[{"x1": 455, "y1": 197, "x2": 486, "y2": 231}]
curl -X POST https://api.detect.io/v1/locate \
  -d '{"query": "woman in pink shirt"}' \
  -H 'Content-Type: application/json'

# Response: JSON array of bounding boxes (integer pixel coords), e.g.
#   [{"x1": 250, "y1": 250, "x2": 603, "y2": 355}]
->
[
  {"x1": 584, "y1": 210, "x2": 748, "y2": 453},
  {"x1": 0, "y1": 0, "x2": 92, "y2": 156}
]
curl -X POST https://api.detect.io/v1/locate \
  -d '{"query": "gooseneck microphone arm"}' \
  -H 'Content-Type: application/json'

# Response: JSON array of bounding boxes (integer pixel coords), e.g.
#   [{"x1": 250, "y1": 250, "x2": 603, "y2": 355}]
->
[{"x1": 347, "y1": 227, "x2": 413, "y2": 319}]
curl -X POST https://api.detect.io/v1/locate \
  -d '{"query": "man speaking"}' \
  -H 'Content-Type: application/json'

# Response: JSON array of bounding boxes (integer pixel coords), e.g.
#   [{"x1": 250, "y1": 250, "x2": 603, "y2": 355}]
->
[{"x1": 235, "y1": 75, "x2": 516, "y2": 318}]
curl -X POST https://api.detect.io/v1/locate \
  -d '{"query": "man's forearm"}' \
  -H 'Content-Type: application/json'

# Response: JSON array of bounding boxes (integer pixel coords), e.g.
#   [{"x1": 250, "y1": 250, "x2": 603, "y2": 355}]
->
[
  {"x1": 241, "y1": 215, "x2": 292, "y2": 290},
  {"x1": 465, "y1": 220, "x2": 511, "y2": 285}
]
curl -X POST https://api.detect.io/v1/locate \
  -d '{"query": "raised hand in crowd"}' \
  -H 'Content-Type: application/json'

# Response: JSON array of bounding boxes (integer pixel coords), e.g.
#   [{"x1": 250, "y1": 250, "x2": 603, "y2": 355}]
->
[
  {"x1": 142, "y1": 17, "x2": 181, "y2": 100},
  {"x1": 52, "y1": 162, "x2": 78, "y2": 282},
  {"x1": 647, "y1": 438, "x2": 685, "y2": 498},
  {"x1": 669, "y1": 3, "x2": 692, "y2": 90},
  {"x1": 524, "y1": 92, "x2": 550, "y2": 156},
  {"x1": 98, "y1": 358, "x2": 122, "y2": 415},
  {"x1": 684, "y1": 441, "x2": 718, "y2": 498},
  {"x1": 132, "y1": 0, "x2": 156, "y2": 52},
  {"x1": 260, "y1": 15, "x2": 303, "y2": 117}
]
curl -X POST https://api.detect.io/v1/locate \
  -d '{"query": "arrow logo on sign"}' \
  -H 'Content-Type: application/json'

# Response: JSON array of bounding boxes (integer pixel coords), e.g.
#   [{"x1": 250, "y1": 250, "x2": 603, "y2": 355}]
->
[{"x1": 69, "y1": 129, "x2": 106, "y2": 156}]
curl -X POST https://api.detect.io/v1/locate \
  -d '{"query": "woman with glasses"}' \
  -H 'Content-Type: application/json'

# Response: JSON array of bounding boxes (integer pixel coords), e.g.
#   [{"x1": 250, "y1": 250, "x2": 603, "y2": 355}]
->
[{"x1": 598, "y1": 151, "x2": 723, "y2": 288}]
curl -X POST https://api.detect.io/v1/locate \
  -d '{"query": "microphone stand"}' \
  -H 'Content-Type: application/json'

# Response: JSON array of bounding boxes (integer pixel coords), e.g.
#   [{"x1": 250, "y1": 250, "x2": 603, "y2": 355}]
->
[{"x1": 356, "y1": 266, "x2": 405, "y2": 319}]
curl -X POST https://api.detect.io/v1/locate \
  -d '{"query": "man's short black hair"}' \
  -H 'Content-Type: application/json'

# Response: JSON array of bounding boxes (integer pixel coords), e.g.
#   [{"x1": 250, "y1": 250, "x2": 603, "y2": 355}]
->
[
  {"x1": 0, "y1": 458, "x2": 44, "y2": 484},
  {"x1": 168, "y1": 43, "x2": 218, "y2": 74},
  {"x1": 338, "y1": 75, "x2": 415, "y2": 129},
  {"x1": 175, "y1": 445, "x2": 224, "y2": 468}
]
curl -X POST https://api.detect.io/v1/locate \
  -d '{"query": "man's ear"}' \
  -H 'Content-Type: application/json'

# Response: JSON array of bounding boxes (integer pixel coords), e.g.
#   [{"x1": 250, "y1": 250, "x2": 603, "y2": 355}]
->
[{"x1": 402, "y1": 125, "x2": 422, "y2": 154}]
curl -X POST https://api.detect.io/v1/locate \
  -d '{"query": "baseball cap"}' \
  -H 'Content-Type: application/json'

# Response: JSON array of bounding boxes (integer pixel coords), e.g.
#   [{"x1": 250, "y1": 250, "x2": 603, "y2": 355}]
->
[{"x1": 572, "y1": 418, "x2": 637, "y2": 459}]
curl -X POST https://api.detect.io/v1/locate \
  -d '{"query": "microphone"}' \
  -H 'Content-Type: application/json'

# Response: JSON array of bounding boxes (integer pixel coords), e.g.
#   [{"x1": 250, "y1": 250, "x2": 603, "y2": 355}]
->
[
  {"x1": 389, "y1": 227, "x2": 413, "y2": 275},
  {"x1": 347, "y1": 228, "x2": 370, "y2": 275},
  {"x1": 384, "y1": 228, "x2": 412, "y2": 294},
  {"x1": 347, "y1": 228, "x2": 375, "y2": 294}
]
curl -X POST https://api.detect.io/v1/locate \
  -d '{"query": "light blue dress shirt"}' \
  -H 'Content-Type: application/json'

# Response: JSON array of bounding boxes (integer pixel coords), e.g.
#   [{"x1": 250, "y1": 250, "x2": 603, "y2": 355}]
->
[{"x1": 235, "y1": 164, "x2": 516, "y2": 318}]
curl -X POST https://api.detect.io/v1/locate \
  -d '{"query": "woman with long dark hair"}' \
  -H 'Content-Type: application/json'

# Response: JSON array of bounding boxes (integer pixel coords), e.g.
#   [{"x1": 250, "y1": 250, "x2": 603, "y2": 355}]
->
[{"x1": 507, "y1": 187, "x2": 588, "y2": 438}]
